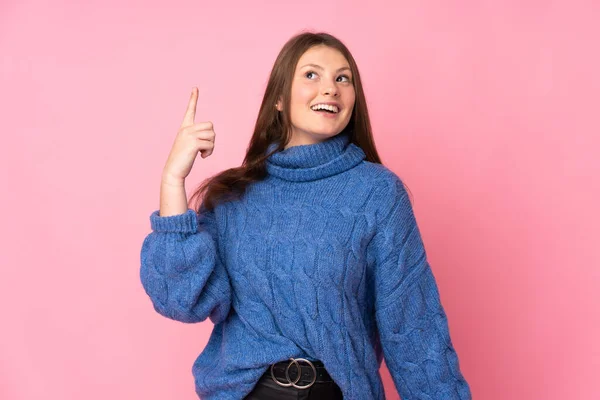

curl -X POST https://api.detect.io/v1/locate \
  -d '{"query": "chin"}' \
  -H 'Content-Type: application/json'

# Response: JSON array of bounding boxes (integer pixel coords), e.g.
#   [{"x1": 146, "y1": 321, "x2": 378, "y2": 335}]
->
[
  {"x1": 311, "y1": 130, "x2": 341, "y2": 138},
  {"x1": 315, "y1": 124, "x2": 347, "y2": 134}
]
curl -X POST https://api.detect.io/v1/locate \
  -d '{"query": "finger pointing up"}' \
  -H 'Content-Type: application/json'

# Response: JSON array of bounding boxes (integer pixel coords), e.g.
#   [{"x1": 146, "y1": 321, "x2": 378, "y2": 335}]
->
[{"x1": 182, "y1": 87, "x2": 198, "y2": 127}]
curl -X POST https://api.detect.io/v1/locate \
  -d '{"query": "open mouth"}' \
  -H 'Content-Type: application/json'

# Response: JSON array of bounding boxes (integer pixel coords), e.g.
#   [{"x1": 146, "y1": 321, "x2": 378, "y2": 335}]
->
[
  {"x1": 310, "y1": 104, "x2": 340, "y2": 116},
  {"x1": 313, "y1": 109, "x2": 337, "y2": 115}
]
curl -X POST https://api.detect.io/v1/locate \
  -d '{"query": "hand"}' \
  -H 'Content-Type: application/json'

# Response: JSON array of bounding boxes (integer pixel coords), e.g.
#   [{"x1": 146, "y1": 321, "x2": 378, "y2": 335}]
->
[{"x1": 162, "y1": 87, "x2": 216, "y2": 184}]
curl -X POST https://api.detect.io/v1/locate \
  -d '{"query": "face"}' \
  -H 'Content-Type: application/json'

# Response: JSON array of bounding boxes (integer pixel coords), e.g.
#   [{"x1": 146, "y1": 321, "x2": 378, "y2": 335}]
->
[{"x1": 277, "y1": 45, "x2": 355, "y2": 148}]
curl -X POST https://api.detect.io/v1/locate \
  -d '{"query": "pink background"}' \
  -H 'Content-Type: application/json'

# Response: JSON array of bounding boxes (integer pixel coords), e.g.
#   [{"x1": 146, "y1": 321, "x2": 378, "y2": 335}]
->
[{"x1": 2, "y1": 1, "x2": 599, "y2": 399}]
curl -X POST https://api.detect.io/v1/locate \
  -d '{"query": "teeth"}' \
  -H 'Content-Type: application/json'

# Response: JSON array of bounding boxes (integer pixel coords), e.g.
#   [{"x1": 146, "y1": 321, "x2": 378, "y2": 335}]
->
[{"x1": 311, "y1": 104, "x2": 339, "y2": 113}]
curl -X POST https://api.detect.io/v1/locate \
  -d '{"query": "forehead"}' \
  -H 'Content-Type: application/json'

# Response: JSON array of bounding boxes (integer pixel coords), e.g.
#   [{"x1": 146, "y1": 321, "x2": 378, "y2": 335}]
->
[{"x1": 295, "y1": 45, "x2": 349, "y2": 70}]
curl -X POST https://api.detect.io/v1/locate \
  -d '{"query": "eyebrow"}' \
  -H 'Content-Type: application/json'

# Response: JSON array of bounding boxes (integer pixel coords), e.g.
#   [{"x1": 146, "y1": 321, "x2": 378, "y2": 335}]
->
[{"x1": 300, "y1": 63, "x2": 351, "y2": 73}]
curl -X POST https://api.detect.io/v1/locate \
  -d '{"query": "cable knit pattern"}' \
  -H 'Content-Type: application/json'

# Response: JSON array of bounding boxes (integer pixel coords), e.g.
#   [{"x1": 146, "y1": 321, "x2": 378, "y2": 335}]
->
[{"x1": 139, "y1": 130, "x2": 472, "y2": 399}]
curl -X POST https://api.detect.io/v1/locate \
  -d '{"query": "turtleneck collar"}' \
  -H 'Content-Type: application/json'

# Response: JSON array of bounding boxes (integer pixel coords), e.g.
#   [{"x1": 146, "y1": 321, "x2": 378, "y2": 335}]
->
[{"x1": 265, "y1": 129, "x2": 366, "y2": 182}]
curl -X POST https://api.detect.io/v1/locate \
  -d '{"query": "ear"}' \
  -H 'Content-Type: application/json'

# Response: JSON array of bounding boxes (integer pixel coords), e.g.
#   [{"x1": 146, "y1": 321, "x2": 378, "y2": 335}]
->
[{"x1": 275, "y1": 97, "x2": 282, "y2": 111}]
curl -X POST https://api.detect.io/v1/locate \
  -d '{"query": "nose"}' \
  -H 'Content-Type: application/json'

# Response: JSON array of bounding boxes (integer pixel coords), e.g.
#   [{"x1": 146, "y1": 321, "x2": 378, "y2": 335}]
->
[{"x1": 321, "y1": 79, "x2": 339, "y2": 97}]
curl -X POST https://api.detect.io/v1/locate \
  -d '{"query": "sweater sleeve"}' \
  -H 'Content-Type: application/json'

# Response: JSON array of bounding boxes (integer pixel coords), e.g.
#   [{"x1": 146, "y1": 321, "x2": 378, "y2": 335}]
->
[
  {"x1": 366, "y1": 175, "x2": 472, "y2": 399},
  {"x1": 139, "y1": 206, "x2": 232, "y2": 325}
]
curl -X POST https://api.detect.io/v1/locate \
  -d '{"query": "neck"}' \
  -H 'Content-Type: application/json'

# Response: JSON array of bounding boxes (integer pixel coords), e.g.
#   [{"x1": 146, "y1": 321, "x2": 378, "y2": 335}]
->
[{"x1": 284, "y1": 132, "x2": 332, "y2": 150}]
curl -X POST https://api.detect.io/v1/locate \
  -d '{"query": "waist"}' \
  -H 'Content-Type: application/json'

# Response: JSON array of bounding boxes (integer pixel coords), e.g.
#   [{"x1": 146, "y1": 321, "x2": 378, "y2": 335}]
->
[{"x1": 261, "y1": 357, "x2": 334, "y2": 389}]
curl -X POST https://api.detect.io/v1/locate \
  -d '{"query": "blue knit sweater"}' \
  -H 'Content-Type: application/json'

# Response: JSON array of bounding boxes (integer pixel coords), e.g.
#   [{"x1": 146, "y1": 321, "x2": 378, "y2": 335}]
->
[{"x1": 140, "y1": 131, "x2": 472, "y2": 399}]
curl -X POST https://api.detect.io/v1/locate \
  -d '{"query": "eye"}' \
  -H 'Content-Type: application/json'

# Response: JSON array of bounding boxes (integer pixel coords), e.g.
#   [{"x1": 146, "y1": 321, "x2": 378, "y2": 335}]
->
[
  {"x1": 305, "y1": 71, "x2": 317, "y2": 79},
  {"x1": 304, "y1": 71, "x2": 352, "y2": 82}
]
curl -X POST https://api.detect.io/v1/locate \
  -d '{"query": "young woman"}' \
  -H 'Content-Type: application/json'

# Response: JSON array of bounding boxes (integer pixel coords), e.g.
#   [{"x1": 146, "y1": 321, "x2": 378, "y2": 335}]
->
[{"x1": 140, "y1": 31, "x2": 472, "y2": 400}]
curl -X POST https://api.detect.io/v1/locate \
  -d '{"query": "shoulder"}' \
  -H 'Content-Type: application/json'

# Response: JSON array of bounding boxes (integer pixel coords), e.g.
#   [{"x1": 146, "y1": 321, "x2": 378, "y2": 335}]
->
[
  {"x1": 355, "y1": 160, "x2": 409, "y2": 199},
  {"x1": 353, "y1": 161, "x2": 414, "y2": 228}
]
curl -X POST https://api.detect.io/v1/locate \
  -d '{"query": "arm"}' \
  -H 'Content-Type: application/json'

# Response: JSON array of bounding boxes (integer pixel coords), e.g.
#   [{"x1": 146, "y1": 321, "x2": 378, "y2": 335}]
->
[
  {"x1": 367, "y1": 174, "x2": 471, "y2": 399},
  {"x1": 139, "y1": 205, "x2": 232, "y2": 324}
]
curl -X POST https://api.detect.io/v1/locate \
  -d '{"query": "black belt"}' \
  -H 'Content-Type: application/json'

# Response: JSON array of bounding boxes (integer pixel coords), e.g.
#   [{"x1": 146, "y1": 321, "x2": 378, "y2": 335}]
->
[{"x1": 262, "y1": 357, "x2": 333, "y2": 389}]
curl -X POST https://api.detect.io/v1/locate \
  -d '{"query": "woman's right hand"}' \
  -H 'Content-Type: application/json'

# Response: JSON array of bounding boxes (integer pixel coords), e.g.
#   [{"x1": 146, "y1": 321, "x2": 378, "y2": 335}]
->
[{"x1": 162, "y1": 87, "x2": 216, "y2": 184}]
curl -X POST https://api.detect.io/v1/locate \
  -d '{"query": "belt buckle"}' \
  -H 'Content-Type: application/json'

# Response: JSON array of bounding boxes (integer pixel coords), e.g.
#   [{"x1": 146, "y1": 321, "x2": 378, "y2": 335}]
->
[{"x1": 270, "y1": 357, "x2": 317, "y2": 389}]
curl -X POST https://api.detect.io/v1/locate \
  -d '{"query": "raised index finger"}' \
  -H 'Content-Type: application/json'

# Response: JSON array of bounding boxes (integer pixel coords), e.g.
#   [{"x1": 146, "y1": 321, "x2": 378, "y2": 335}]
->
[{"x1": 182, "y1": 87, "x2": 198, "y2": 127}]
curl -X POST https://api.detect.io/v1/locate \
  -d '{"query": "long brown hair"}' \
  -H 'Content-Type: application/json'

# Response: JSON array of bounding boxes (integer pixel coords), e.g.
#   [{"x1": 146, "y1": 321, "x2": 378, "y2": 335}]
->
[{"x1": 189, "y1": 31, "x2": 409, "y2": 212}]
